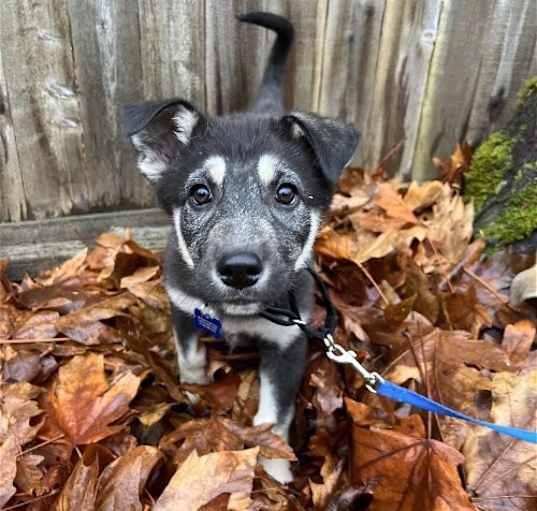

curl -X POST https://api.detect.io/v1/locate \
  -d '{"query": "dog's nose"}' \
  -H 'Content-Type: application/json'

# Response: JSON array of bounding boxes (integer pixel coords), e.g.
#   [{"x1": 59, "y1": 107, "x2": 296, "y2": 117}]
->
[{"x1": 217, "y1": 252, "x2": 263, "y2": 289}]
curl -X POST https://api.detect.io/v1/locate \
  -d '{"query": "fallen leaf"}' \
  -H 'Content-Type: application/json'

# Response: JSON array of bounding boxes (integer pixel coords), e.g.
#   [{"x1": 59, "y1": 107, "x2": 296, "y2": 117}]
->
[
  {"x1": 0, "y1": 436, "x2": 18, "y2": 507},
  {"x1": 219, "y1": 418, "x2": 296, "y2": 461},
  {"x1": 464, "y1": 369, "x2": 537, "y2": 511},
  {"x1": 374, "y1": 182, "x2": 418, "y2": 224},
  {"x1": 502, "y1": 320, "x2": 536, "y2": 365},
  {"x1": 403, "y1": 181, "x2": 445, "y2": 212},
  {"x1": 95, "y1": 445, "x2": 161, "y2": 511},
  {"x1": 55, "y1": 293, "x2": 137, "y2": 344},
  {"x1": 154, "y1": 447, "x2": 259, "y2": 511},
  {"x1": 183, "y1": 373, "x2": 241, "y2": 415},
  {"x1": 52, "y1": 446, "x2": 100, "y2": 511},
  {"x1": 51, "y1": 354, "x2": 141, "y2": 444},
  {"x1": 433, "y1": 143, "x2": 473, "y2": 185},
  {"x1": 160, "y1": 417, "x2": 294, "y2": 466},
  {"x1": 309, "y1": 357, "x2": 344, "y2": 416},
  {"x1": 12, "y1": 310, "x2": 60, "y2": 340},
  {"x1": 0, "y1": 386, "x2": 43, "y2": 445},
  {"x1": 351, "y1": 425, "x2": 475, "y2": 511},
  {"x1": 119, "y1": 266, "x2": 160, "y2": 289},
  {"x1": 310, "y1": 456, "x2": 344, "y2": 509}
]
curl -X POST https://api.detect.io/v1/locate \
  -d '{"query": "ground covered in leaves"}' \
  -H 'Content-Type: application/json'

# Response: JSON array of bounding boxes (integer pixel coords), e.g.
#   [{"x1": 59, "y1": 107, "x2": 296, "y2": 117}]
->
[{"x1": 0, "y1": 166, "x2": 536, "y2": 510}]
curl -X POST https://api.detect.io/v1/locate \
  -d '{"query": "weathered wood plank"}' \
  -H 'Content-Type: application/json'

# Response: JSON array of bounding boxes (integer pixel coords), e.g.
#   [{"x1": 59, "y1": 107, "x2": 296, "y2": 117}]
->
[
  {"x1": 0, "y1": 46, "x2": 26, "y2": 221},
  {"x1": 466, "y1": 0, "x2": 537, "y2": 142},
  {"x1": 368, "y1": 0, "x2": 442, "y2": 178},
  {"x1": 137, "y1": 0, "x2": 205, "y2": 108},
  {"x1": 0, "y1": 0, "x2": 86, "y2": 220},
  {"x1": 67, "y1": 0, "x2": 151, "y2": 211},
  {"x1": 0, "y1": 209, "x2": 169, "y2": 280},
  {"x1": 316, "y1": 0, "x2": 386, "y2": 167},
  {"x1": 413, "y1": 0, "x2": 537, "y2": 180}
]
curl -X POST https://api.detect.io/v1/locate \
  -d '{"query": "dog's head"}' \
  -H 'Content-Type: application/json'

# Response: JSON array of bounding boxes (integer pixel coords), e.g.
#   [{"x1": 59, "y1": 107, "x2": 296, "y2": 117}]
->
[{"x1": 123, "y1": 99, "x2": 359, "y2": 315}]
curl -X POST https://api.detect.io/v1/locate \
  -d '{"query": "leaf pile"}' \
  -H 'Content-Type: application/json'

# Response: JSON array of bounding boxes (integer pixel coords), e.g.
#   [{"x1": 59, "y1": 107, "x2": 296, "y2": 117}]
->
[{"x1": 0, "y1": 167, "x2": 536, "y2": 510}]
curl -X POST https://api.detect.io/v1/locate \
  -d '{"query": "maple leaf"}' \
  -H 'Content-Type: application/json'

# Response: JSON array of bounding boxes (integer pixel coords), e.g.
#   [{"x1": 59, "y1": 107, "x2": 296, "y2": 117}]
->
[
  {"x1": 51, "y1": 353, "x2": 141, "y2": 444},
  {"x1": 384, "y1": 329, "x2": 514, "y2": 448},
  {"x1": 350, "y1": 423, "x2": 476, "y2": 510},
  {"x1": 154, "y1": 447, "x2": 259, "y2": 511}
]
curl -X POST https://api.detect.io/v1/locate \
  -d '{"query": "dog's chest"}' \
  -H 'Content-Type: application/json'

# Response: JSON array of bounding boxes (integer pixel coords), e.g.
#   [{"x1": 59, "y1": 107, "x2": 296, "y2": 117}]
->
[{"x1": 221, "y1": 314, "x2": 305, "y2": 350}]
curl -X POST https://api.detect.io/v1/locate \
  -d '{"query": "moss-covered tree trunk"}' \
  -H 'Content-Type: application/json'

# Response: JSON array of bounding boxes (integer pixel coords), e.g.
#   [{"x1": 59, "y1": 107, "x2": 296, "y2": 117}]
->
[{"x1": 464, "y1": 77, "x2": 537, "y2": 250}]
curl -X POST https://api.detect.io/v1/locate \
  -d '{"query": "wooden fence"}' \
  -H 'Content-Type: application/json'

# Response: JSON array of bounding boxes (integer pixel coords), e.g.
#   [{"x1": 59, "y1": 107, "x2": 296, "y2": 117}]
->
[{"x1": 0, "y1": 0, "x2": 536, "y2": 223}]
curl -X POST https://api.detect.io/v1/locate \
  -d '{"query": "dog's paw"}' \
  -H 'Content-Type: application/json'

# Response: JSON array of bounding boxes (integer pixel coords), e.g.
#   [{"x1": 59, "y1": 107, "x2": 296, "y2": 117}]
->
[
  {"x1": 180, "y1": 367, "x2": 209, "y2": 386},
  {"x1": 260, "y1": 457, "x2": 294, "y2": 484}
]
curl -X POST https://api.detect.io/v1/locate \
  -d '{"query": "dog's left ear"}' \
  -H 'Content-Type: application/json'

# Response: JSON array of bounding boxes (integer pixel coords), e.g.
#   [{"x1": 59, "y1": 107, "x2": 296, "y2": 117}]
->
[{"x1": 282, "y1": 112, "x2": 359, "y2": 186}]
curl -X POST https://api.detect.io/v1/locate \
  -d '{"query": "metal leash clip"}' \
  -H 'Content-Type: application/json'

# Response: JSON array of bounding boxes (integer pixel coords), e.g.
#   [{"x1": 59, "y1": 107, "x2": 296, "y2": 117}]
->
[{"x1": 322, "y1": 333, "x2": 383, "y2": 393}]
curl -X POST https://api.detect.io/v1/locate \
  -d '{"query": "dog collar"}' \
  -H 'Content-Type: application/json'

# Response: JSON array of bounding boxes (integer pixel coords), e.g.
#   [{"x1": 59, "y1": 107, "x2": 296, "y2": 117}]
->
[{"x1": 192, "y1": 268, "x2": 338, "y2": 341}]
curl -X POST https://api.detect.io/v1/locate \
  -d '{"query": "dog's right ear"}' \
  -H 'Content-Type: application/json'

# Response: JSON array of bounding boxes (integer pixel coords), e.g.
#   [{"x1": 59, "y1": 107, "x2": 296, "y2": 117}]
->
[{"x1": 122, "y1": 99, "x2": 205, "y2": 183}]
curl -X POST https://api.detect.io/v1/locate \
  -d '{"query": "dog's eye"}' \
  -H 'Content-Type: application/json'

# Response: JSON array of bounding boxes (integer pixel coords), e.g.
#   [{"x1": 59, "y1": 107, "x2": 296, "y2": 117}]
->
[
  {"x1": 275, "y1": 184, "x2": 297, "y2": 205},
  {"x1": 190, "y1": 184, "x2": 212, "y2": 205}
]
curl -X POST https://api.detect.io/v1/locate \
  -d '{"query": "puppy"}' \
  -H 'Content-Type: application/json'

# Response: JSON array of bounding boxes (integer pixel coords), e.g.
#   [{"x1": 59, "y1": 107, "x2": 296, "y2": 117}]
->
[{"x1": 123, "y1": 12, "x2": 359, "y2": 483}]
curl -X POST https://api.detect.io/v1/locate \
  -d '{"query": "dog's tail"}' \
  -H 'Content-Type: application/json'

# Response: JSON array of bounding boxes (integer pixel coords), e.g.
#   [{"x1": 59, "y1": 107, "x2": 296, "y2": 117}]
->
[{"x1": 238, "y1": 12, "x2": 294, "y2": 114}]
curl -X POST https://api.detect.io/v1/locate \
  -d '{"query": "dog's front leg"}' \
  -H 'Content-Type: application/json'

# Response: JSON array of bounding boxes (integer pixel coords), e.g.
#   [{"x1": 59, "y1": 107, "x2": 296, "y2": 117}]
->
[
  {"x1": 171, "y1": 304, "x2": 208, "y2": 385},
  {"x1": 254, "y1": 336, "x2": 306, "y2": 483}
]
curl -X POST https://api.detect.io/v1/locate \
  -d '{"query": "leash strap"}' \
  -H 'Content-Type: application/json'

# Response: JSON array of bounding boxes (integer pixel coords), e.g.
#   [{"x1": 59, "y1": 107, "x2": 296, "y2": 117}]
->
[
  {"x1": 376, "y1": 380, "x2": 537, "y2": 443},
  {"x1": 260, "y1": 269, "x2": 537, "y2": 445},
  {"x1": 259, "y1": 267, "x2": 338, "y2": 339}
]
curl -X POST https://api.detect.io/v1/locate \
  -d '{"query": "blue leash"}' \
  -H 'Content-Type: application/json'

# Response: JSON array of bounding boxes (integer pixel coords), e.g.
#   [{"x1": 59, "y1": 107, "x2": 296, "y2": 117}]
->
[
  {"x1": 320, "y1": 335, "x2": 536, "y2": 445},
  {"x1": 376, "y1": 379, "x2": 537, "y2": 444},
  {"x1": 254, "y1": 269, "x2": 537, "y2": 445}
]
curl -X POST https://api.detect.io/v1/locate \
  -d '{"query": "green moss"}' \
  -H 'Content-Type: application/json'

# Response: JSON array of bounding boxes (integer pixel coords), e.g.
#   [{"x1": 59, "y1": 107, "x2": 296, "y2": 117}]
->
[
  {"x1": 517, "y1": 76, "x2": 537, "y2": 107},
  {"x1": 482, "y1": 179, "x2": 537, "y2": 247},
  {"x1": 464, "y1": 131, "x2": 514, "y2": 212}
]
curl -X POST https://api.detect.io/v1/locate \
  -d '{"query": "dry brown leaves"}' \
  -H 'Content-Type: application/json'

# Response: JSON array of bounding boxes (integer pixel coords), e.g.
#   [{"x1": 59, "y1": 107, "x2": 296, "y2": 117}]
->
[{"x1": 0, "y1": 161, "x2": 536, "y2": 510}]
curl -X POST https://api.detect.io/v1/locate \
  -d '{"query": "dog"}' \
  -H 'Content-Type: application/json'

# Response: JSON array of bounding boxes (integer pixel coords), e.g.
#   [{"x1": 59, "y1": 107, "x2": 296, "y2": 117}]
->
[{"x1": 123, "y1": 12, "x2": 359, "y2": 483}]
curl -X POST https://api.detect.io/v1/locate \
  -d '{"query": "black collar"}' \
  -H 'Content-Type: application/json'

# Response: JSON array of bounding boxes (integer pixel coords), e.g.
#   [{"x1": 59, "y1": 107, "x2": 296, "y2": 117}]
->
[{"x1": 259, "y1": 268, "x2": 338, "y2": 340}]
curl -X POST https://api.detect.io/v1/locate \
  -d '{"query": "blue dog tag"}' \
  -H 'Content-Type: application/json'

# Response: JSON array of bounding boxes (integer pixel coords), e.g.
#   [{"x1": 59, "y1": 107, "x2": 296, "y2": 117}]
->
[{"x1": 194, "y1": 307, "x2": 223, "y2": 339}]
